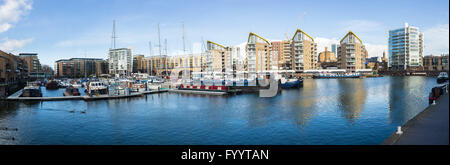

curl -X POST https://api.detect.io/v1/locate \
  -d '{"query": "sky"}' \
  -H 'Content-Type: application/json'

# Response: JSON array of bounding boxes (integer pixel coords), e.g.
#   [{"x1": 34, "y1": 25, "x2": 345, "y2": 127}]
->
[{"x1": 0, "y1": 0, "x2": 449, "y2": 67}]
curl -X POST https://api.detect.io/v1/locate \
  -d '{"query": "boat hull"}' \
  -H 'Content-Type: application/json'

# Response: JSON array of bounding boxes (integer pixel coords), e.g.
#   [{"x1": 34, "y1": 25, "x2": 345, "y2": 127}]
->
[
  {"x1": 437, "y1": 77, "x2": 448, "y2": 83},
  {"x1": 281, "y1": 79, "x2": 303, "y2": 88}
]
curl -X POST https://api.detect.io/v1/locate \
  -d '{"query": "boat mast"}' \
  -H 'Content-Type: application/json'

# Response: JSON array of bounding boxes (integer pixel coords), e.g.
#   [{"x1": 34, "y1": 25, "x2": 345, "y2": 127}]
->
[
  {"x1": 182, "y1": 22, "x2": 186, "y2": 55},
  {"x1": 112, "y1": 20, "x2": 117, "y2": 49},
  {"x1": 158, "y1": 23, "x2": 162, "y2": 76},
  {"x1": 149, "y1": 41, "x2": 152, "y2": 75},
  {"x1": 165, "y1": 38, "x2": 168, "y2": 77}
]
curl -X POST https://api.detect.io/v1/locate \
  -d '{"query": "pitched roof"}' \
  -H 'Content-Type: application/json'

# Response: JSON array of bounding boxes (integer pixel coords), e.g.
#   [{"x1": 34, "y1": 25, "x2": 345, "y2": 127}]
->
[
  {"x1": 292, "y1": 28, "x2": 314, "y2": 42},
  {"x1": 206, "y1": 40, "x2": 227, "y2": 49},
  {"x1": 340, "y1": 31, "x2": 362, "y2": 43},
  {"x1": 248, "y1": 32, "x2": 270, "y2": 44}
]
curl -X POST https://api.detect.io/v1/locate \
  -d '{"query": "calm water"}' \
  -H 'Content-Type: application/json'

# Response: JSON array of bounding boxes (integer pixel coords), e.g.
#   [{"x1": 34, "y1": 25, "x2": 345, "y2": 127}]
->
[{"x1": 0, "y1": 76, "x2": 439, "y2": 145}]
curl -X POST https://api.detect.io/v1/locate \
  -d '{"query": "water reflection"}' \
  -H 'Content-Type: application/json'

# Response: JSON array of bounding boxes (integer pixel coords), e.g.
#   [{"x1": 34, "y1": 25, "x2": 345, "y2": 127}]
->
[
  {"x1": 336, "y1": 79, "x2": 367, "y2": 123},
  {"x1": 294, "y1": 79, "x2": 318, "y2": 127},
  {"x1": 387, "y1": 76, "x2": 433, "y2": 125},
  {"x1": 0, "y1": 76, "x2": 439, "y2": 145}
]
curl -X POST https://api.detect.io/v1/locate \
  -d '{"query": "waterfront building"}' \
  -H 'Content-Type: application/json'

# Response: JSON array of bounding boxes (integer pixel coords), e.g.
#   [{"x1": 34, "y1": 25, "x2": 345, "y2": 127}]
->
[
  {"x1": 55, "y1": 58, "x2": 108, "y2": 78},
  {"x1": 0, "y1": 50, "x2": 28, "y2": 97},
  {"x1": 270, "y1": 40, "x2": 282, "y2": 69},
  {"x1": 19, "y1": 53, "x2": 41, "y2": 77},
  {"x1": 337, "y1": 31, "x2": 368, "y2": 72},
  {"x1": 291, "y1": 29, "x2": 318, "y2": 71},
  {"x1": 141, "y1": 54, "x2": 206, "y2": 76},
  {"x1": 388, "y1": 23, "x2": 424, "y2": 70},
  {"x1": 168, "y1": 53, "x2": 206, "y2": 73},
  {"x1": 0, "y1": 50, "x2": 28, "y2": 83},
  {"x1": 133, "y1": 54, "x2": 145, "y2": 73},
  {"x1": 206, "y1": 41, "x2": 228, "y2": 73},
  {"x1": 270, "y1": 40, "x2": 292, "y2": 70},
  {"x1": 109, "y1": 48, "x2": 133, "y2": 76},
  {"x1": 247, "y1": 32, "x2": 271, "y2": 73},
  {"x1": 423, "y1": 54, "x2": 449, "y2": 71},
  {"x1": 143, "y1": 55, "x2": 169, "y2": 76}
]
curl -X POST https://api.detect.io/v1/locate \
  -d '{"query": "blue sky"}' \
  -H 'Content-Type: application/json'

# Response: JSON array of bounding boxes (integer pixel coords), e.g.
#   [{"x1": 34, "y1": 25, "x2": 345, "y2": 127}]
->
[{"x1": 0, "y1": 0, "x2": 449, "y2": 67}]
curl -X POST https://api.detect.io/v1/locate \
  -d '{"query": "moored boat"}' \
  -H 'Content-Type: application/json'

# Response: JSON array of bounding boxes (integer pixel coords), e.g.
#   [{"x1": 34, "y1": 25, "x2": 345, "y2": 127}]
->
[
  {"x1": 63, "y1": 86, "x2": 81, "y2": 96},
  {"x1": 312, "y1": 73, "x2": 360, "y2": 79},
  {"x1": 45, "y1": 80, "x2": 59, "y2": 90},
  {"x1": 281, "y1": 77, "x2": 303, "y2": 88},
  {"x1": 437, "y1": 72, "x2": 449, "y2": 83},
  {"x1": 86, "y1": 81, "x2": 108, "y2": 96},
  {"x1": 178, "y1": 84, "x2": 229, "y2": 92},
  {"x1": 21, "y1": 86, "x2": 42, "y2": 97}
]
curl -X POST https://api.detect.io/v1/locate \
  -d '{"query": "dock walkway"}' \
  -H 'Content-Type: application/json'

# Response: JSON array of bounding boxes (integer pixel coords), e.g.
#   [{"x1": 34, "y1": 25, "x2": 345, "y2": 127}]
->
[
  {"x1": 382, "y1": 93, "x2": 449, "y2": 145},
  {"x1": 5, "y1": 90, "x2": 168, "y2": 101},
  {"x1": 168, "y1": 89, "x2": 228, "y2": 95}
]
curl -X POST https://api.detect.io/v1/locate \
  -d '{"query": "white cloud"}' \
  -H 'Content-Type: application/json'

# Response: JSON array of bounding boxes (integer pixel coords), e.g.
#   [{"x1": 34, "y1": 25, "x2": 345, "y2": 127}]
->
[
  {"x1": 423, "y1": 24, "x2": 449, "y2": 55},
  {"x1": 0, "y1": 38, "x2": 33, "y2": 52},
  {"x1": 0, "y1": 0, "x2": 33, "y2": 33},
  {"x1": 365, "y1": 44, "x2": 387, "y2": 58},
  {"x1": 315, "y1": 37, "x2": 339, "y2": 53}
]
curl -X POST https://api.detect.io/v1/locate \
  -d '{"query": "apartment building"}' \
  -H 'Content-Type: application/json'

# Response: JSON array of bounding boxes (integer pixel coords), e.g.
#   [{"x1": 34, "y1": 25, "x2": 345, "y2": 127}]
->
[
  {"x1": 337, "y1": 31, "x2": 368, "y2": 72},
  {"x1": 270, "y1": 40, "x2": 292, "y2": 70},
  {"x1": 0, "y1": 50, "x2": 28, "y2": 97},
  {"x1": 19, "y1": 53, "x2": 41, "y2": 77},
  {"x1": 133, "y1": 54, "x2": 145, "y2": 73},
  {"x1": 206, "y1": 40, "x2": 228, "y2": 73},
  {"x1": 388, "y1": 23, "x2": 424, "y2": 70},
  {"x1": 423, "y1": 54, "x2": 449, "y2": 71},
  {"x1": 55, "y1": 58, "x2": 108, "y2": 78},
  {"x1": 247, "y1": 32, "x2": 270, "y2": 73},
  {"x1": 109, "y1": 48, "x2": 133, "y2": 76},
  {"x1": 291, "y1": 29, "x2": 318, "y2": 71}
]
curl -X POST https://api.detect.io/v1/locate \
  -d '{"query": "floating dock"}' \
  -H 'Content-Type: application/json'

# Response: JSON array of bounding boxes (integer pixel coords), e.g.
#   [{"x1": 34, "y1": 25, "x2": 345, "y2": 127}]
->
[
  {"x1": 168, "y1": 89, "x2": 228, "y2": 95},
  {"x1": 5, "y1": 90, "x2": 168, "y2": 102},
  {"x1": 382, "y1": 92, "x2": 449, "y2": 145}
]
